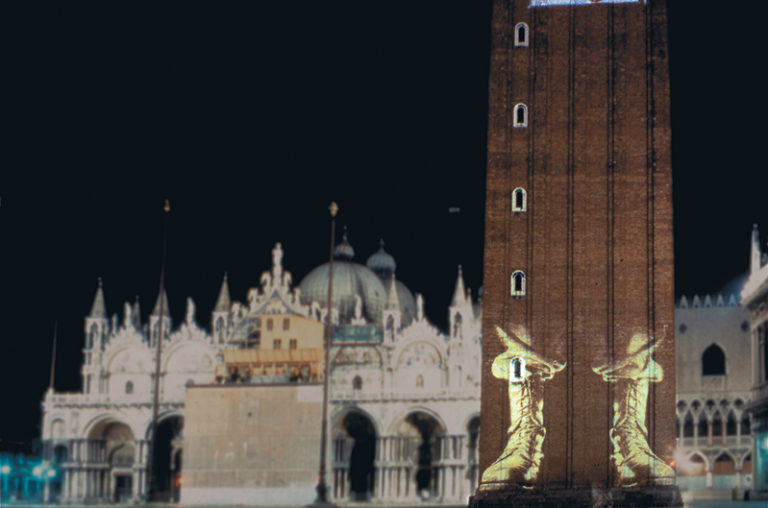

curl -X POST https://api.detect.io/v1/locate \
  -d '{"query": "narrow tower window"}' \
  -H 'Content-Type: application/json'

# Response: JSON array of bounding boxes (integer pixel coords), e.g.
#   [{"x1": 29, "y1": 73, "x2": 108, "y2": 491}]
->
[
  {"x1": 510, "y1": 357, "x2": 525, "y2": 382},
  {"x1": 353, "y1": 375, "x2": 362, "y2": 390},
  {"x1": 511, "y1": 271, "x2": 526, "y2": 296},
  {"x1": 125, "y1": 381, "x2": 134, "y2": 394},
  {"x1": 513, "y1": 103, "x2": 528, "y2": 128},
  {"x1": 512, "y1": 187, "x2": 527, "y2": 213},
  {"x1": 515, "y1": 22, "x2": 529, "y2": 47}
]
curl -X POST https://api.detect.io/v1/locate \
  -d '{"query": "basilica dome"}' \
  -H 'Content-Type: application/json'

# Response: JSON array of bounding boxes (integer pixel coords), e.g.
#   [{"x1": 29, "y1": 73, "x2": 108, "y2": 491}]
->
[
  {"x1": 299, "y1": 236, "x2": 416, "y2": 326},
  {"x1": 299, "y1": 235, "x2": 388, "y2": 324}
]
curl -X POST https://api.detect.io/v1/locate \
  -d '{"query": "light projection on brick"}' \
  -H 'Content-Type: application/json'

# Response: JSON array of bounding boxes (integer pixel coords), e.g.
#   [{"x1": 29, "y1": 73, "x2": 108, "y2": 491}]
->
[
  {"x1": 480, "y1": 327, "x2": 674, "y2": 490},
  {"x1": 480, "y1": 326, "x2": 565, "y2": 490}
]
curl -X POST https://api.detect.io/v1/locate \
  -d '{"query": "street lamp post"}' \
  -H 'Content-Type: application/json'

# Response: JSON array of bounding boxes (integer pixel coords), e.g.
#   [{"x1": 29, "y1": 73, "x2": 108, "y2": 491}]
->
[
  {"x1": 146, "y1": 199, "x2": 171, "y2": 502},
  {"x1": 315, "y1": 202, "x2": 338, "y2": 505},
  {"x1": 0, "y1": 464, "x2": 11, "y2": 508}
]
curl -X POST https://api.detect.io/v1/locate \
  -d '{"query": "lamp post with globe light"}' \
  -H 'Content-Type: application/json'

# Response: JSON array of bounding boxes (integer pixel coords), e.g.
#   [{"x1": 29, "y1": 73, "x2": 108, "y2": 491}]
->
[{"x1": 0, "y1": 464, "x2": 11, "y2": 508}]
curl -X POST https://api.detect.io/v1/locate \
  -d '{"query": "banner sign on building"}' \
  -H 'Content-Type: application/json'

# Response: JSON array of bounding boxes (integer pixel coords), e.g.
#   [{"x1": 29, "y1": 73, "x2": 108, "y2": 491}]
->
[{"x1": 332, "y1": 325, "x2": 382, "y2": 345}]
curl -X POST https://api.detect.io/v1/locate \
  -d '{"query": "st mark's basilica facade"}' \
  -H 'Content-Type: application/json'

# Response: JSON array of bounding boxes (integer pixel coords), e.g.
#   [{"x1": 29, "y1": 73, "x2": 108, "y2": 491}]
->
[{"x1": 39, "y1": 236, "x2": 482, "y2": 504}]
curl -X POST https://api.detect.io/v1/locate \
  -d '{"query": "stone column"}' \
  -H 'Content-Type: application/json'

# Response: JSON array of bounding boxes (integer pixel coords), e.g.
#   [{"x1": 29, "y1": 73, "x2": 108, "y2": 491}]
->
[{"x1": 60, "y1": 469, "x2": 69, "y2": 501}]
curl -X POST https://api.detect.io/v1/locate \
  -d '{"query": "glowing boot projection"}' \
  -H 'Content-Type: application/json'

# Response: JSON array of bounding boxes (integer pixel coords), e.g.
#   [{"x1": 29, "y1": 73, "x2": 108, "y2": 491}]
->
[
  {"x1": 480, "y1": 327, "x2": 565, "y2": 490},
  {"x1": 592, "y1": 335, "x2": 675, "y2": 487}
]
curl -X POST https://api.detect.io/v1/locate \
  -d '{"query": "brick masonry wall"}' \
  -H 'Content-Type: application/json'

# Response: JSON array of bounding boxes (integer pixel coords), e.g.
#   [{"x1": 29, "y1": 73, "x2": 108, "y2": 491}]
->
[{"x1": 480, "y1": 0, "x2": 675, "y2": 489}]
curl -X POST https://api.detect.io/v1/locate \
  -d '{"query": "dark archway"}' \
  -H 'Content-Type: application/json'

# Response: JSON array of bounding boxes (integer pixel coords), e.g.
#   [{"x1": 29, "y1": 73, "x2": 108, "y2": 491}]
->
[
  {"x1": 402, "y1": 412, "x2": 445, "y2": 500},
  {"x1": 148, "y1": 415, "x2": 183, "y2": 502},
  {"x1": 466, "y1": 416, "x2": 480, "y2": 489},
  {"x1": 88, "y1": 419, "x2": 134, "y2": 503},
  {"x1": 343, "y1": 412, "x2": 376, "y2": 501}
]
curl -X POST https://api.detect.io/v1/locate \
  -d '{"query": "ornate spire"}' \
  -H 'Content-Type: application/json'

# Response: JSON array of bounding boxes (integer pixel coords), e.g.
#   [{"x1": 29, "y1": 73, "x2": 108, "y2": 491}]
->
[
  {"x1": 152, "y1": 287, "x2": 170, "y2": 316},
  {"x1": 132, "y1": 295, "x2": 141, "y2": 328},
  {"x1": 89, "y1": 277, "x2": 107, "y2": 318},
  {"x1": 751, "y1": 224, "x2": 762, "y2": 274},
  {"x1": 214, "y1": 272, "x2": 231, "y2": 313},
  {"x1": 386, "y1": 276, "x2": 400, "y2": 310},
  {"x1": 451, "y1": 265, "x2": 468, "y2": 306}
]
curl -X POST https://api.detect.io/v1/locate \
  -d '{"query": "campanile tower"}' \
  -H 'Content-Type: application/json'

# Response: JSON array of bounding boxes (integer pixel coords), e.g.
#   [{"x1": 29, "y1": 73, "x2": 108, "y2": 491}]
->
[{"x1": 473, "y1": 1, "x2": 680, "y2": 505}]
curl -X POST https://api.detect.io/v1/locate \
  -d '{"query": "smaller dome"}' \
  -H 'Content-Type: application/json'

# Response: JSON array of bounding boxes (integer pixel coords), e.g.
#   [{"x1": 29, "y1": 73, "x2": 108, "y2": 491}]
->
[
  {"x1": 334, "y1": 231, "x2": 355, "y2": 260},
  {"x1": 366, "y1": 239, "x2": 396, "y2": 273}
]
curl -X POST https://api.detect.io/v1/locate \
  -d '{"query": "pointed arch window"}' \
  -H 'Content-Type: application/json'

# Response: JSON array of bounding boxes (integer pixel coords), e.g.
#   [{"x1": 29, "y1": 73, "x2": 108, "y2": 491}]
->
[
  {"x1": 697, "y1": 416, "x2": 708, "y2": 438},
  {"x1": 515, "y1": 22, "x2": 529, "y2": 47},
  {"x1": 512, "y1": 187, "x2": 527, "y2": 213},
  {"x1": 511, "y1": 271, "x2": 526, "y2": 296},
  {"x1": 513, "y1": 103, "x2": 528, "y2": 128},
  {"x1": 741, "y1": 414, "x2": 751, "y2": 435},
  {"x1": 683, "y1": 413, "x2": 694, "y2": 438},
  {"x1": 702, "y1": 344, "x2": 726, "y2": 376},
  {"x1": 711, "y1": 412, "x2": 723, "y2": 437}
]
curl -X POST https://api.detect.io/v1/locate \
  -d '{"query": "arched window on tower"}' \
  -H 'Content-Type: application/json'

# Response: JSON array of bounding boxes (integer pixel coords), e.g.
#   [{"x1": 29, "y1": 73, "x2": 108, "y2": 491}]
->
[
  {"x1": 510, "y1": 357, "x2": 525, "y2": 382},
  {"x1": 353, "y1": 375, "x2": 362, "y2": 390},
  {"x1": 511, "y1": 271, "x2": 526, "y2": 296},
  {"x1": 515, "y1": 22, "x2": 529, "y2": 47},
  {"x1": 512, "y1": 187, "x2": 527, "y2": 213},
  {"x1": 513, "y1": 103, "x2": 528, "y2": 128},
  {"x1": 125, "y1": 381, "x2": 134, "y2": 394},
  {"x1": 87, "y1": 324, "x2": 98, "y2": 349},
  {"x1": 702, "y1": 344, "x2": 726, "y2": 376}
]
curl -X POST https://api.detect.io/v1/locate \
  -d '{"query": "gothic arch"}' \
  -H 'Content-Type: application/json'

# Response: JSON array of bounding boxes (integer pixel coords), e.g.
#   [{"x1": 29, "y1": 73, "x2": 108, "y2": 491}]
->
[
  {"x1": 81, "y1": 413, "x2": 140, "y2": 441},
  {"x1": 331, "y1": 405, "x2": 381, "y2": 438},
  {"x1": 162, "y1": 340, "x2": 217, "y2": 373},
  {"x1": 702, "y1": 343, "x2": 726, "y2": 375},
  {"x1": 49, "y1": 418, "x2": 66, "y2": 441},
  {"x1": 686, "y1": 451, "x2": 709, "y2": 471},
  {"x1": 144, "y1": 409, "x2": 185, "y2": 440},
  {"x1": 386, "y1": 405, "x2": 447, "y2": 436},
  {"x1": 393, "y1": 340, "x2": 445, "y2": 369},
  {"x1": 104, "y1": 344, "x2": 153, "y2": 375}
]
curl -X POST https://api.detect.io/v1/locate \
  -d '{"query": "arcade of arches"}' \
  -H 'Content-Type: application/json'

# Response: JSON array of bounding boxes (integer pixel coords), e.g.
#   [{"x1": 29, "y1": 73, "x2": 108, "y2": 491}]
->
[
  {"x1": 42, "y1": 415, "x2": 183, "y2": 503},
  {"x1": 675, "y1": 398, "x2": 753, "y2": 489},
  {"x1": 331, "y1": 410, "x2": 480, "y2": 503}
]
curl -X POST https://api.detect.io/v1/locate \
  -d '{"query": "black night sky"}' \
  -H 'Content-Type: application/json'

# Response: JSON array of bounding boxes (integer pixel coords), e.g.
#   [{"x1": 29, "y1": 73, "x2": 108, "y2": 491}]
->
[{"x1": 1, "y1": 3, "x2": 766, "y2": 453}]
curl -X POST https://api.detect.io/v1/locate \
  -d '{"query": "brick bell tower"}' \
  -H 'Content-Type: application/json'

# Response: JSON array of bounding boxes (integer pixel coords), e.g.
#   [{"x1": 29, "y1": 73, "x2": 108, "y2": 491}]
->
[{"x1": 472, "y1": 1, "x2": 681, "y2": 506}]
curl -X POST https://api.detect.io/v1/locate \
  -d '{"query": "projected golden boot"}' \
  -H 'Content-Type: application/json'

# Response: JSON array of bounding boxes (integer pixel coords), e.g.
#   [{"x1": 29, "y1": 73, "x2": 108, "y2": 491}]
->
[
  {"x1": 593, "y1": 335, "x2": 675, "y2": 487},
  {"x1": 480, "y1": 327, "x2": 565, "y2": 490}
]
